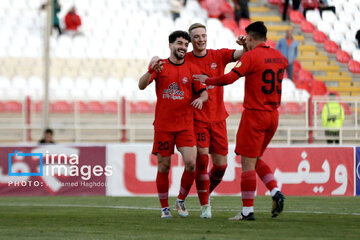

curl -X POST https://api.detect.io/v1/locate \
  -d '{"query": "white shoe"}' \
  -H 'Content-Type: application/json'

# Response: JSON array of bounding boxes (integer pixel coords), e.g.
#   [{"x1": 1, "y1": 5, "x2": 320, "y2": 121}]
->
[
  {"x1": 161, "y1": 207, "x2": 172, "y2": 218},
  {"x1": 200, "y1": 204, "x2": 212, "y2": 219},
  {"x1": 175, "y1": 200, "x2": 189, "y2": 217}
]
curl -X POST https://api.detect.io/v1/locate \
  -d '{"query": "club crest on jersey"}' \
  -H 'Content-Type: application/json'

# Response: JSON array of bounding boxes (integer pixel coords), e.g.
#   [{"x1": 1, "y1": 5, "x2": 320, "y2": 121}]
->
[
  {"x1": 211, "y1": 63, "x2": 217, "y2": 69},
  {"x1": 182, "y1": 77, "x2": 189, "y2": 84},
  {"x1": 163, "y1": 82, "x2": 184, "y2": 100},
  {"x1": 235, "y1": 61, "x2": 242, "y2": 68}
]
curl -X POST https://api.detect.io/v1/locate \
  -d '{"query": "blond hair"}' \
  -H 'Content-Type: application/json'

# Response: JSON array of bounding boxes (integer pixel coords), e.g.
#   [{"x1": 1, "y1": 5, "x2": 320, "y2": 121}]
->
[{"x1": 188, "y1": 23, "x2": 206, "y2": 34}]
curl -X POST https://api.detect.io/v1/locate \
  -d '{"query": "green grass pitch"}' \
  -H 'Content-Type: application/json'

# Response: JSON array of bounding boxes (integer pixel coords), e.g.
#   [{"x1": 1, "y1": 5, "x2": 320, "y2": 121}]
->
[{"x1": 0, "y1": 196, "x2": 359, "y2": 239}]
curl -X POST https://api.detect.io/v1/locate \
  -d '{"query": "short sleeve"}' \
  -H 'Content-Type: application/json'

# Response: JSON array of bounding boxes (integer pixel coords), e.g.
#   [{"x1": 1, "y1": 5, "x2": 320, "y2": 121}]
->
[
  {"x1": 149, "y1": 71, "x2": 158, "y2": 84},
  {"x1": 233, "y1": 52, "x2": 253, "y2": 76},
  {"x1": 218, "y1": 48, "x2": 236, "y2": 64}
]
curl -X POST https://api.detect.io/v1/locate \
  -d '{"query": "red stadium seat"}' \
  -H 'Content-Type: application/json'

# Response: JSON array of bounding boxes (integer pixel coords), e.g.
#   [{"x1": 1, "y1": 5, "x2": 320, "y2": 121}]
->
[
  {"x1": 289, "y1": 10, "x2": 305, "y2": 24},
  {"x1": 285, "y1": 102, "x2": 303, "y2": 114},
  {"x1": 348, "y1": 60, "x2": 360, "y2": 73},
  {"x1": 234, "y1": 102, "x2": 244, "y2": 113},
  {"x1": 0, "y1": 101, "x2": 5, "y2": 112},
  {"x1": 312, "y1": 30, "x2": 328, "y2": 43},
  {"x1": 268, "y1": 0, "x2": 282, "y2": 5},
  {"x1": 336, "y1": 50, "x2": 351, "y2": 63},
  {"x1": 76, "y1": 101, "x2": 88, "y2": 113},
  {"x1": 104, "y1": 101, "x2": 118, "y2": 113},
  {"x1": 310, "y1": 80, "x2": 327, "y2": 96},
  {"x1": 293, "y1": 60, "x2": 302, "y2": 72},
  {"x1": 277, "y1": 103, "x2": 287, "y2": 114},
  {"x1": 224, "y1": 102, "x2": 236, "y2": 114},
  {"x1": 52, "y1": 100, "x2": 73, "y2": 113},
  {"x1": 136, "y1": 101, "x2": 153, "y2": 113},
  {"x1": 239, "y1": 18, "x2": 251, "y2": 32},
  {"x1": 266, "y1": 39, "x2": 276, "y2": 48},
  {"x1": 88, "y1": 101, "x2": 104, "y2": 114},
  {"x1": 297, "y1": 69, "x2": 314, "y2": 82},
  {"x1": 295, "y1": 80, "x2": 312, "y2": 93},
  {"x1": 324, "y1": 40, "x2": 339, "y2": 54},
  {"x1": 300, "y1": 21, "x2": 315, "y2": 33},
  {"x1": 5, "y1": 100, "x2": 22, "y2": 113},
  {"x1": 221, "y1": 19, "x2": 240, "y2": 36}
]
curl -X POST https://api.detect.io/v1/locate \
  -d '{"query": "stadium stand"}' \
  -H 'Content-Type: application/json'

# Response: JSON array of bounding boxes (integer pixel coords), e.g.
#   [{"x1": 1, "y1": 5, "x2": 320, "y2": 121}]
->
[{"x1": 0, "y1": 0, "x2": 359, "y2": 144}]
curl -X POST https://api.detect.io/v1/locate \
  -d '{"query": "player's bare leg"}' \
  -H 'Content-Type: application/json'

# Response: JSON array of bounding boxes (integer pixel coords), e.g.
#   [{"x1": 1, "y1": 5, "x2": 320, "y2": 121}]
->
[
  {"x1": 157, "y1": 154, "x2": 172, "y2": 218},
  {"x1": 229, "y1": 156, "x2": 256, "y2": 221},
  {"x1": 175, "y1": 146, "x2": 197, "y2": 217},
  {"x1": 196, "y1": 147, "x2": 211, "y2": 218}
]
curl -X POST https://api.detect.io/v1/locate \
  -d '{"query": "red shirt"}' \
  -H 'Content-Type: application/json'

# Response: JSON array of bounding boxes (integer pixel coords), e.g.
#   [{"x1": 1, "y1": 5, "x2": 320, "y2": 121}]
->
[
  {"x1": 150, "y1": 59, "x2": 206, "y2": 132},
  {"x1": 65, "y1": 13, "x2": 82, "y2": 30},
  {"x1": 186, "y1": 49, "x2": 235, "y2": 123},
  {"x1": 233, "y1": 43, "x2": 288, "y2": 111}
]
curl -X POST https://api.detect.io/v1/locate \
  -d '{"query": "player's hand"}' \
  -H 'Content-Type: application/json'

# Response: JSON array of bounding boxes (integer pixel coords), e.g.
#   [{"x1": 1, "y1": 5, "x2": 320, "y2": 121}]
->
[
  {"x1": 236, "y1": 35, "x2": 248, "y2": 50},
  {"x1": 191, "y1": 98, "x2": 204, "y2": 110},
  {"x1": 193, "y1": 74, "x2": 209, "y2": 84},
  {"x1": 149, "y1": 56, "x2": 164, "y2": 73}
]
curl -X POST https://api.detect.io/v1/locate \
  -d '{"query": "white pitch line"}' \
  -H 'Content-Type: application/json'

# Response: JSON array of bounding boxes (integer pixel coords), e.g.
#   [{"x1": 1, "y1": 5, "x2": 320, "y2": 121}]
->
[{"x1": 0, "y1": 202, "x2": 360, "y2": 216}]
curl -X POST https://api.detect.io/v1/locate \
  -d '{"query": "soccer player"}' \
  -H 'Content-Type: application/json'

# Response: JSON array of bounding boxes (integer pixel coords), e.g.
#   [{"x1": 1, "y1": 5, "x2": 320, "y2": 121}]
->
[
  {"x1": 138, "y1": 30, "x2": 208, "y2": 218},
  {"x1": 194, "y1": 21, "x2": 287, "y2": 220},
  {"x1": 187, "y1": 23, "x2": 247, "y2": 219}
]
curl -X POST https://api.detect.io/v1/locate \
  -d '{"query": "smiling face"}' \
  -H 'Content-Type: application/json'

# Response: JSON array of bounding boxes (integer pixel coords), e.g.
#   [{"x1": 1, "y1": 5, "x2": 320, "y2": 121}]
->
[
  {"x1": 189, "y1": 27, "x2": 207, "y2": 53},
  {"x1": 170, "y1": 37, "x2": 189, "y2": 60}
]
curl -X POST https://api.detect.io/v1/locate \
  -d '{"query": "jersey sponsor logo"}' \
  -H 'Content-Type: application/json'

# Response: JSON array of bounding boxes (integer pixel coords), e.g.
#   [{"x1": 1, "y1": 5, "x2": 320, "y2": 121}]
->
[
  {"x1": 210, "y1": 63, "x2": 217, "y2": 69},
  {"x1": 235, "y1": 61, "x2": 242, "y2": 68},
  {"x1": 182, "y1": 77, "x2": 189, "y2": 84},
  {"x1": 162, "y1": 82, "x2": 184, "y2": 100}
]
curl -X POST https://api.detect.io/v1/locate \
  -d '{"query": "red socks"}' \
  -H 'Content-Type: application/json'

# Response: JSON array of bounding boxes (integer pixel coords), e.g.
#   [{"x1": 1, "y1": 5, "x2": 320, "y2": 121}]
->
[
  {"x1": 195, "y1": 154, "x2": 210, "y2": 205},
  {"x1": 156, "y1": 171, "x2": 169, "y2": 208},
  {"x1": 177, "y1": 169, "x2": 196, "y2": 200},
  {"x1": 255, "y1": 159, "x2": 278, "y2": 191},
  {"x1": 209, "y1": 164, "x2": 227, "y2": 193},
  {"x1": 241, "y1": 170, "x2": 256, "y2": 207}
]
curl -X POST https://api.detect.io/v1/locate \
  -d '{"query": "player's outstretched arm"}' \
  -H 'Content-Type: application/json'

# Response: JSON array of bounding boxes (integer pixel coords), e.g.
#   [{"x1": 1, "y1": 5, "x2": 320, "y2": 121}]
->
[
  {"x1": 233, "y1": 35, "x2": 248, "y2": 60},
  {"x1": 193, "y1": 71, "x2": 239, "y2": 86},
  {"x1": 191, "y1": 90, "x2": 208, "y2": 110}
]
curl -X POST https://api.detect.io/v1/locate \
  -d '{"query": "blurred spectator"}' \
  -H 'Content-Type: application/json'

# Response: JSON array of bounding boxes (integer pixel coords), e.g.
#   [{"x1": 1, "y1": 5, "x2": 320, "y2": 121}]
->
[
  {"x1": 234, "y1": 0, "x2": 250, "y2": 24},
  {"x1": 292, "y1": 0, "x2": 301, "y2": 10},
  {"x1": 64, "y1": 6, "x2": 82, "y2": 37},
  {"x1": 356, "y1": 29, "x2": 360, "y2": 48},
  {"x1": 282, "y1": 0, "x2": 289, "y2": 21},
  {"x1": 303, "y1": 0, "x2": 335, "y2": 18},
  {"x1": 170, "y1": 0, "x2": 185, "y2": 21},
  {"x1": 41, "y1": 0, "x2": 62, "y2": 36},
  {"x1": 321, "y1": 93, "x2": 344, "y2": 144},
  {"x1": 39, "y1": 128, "x2": 56, "y2": 144},
  {"x1": 276, "y1": 30, "x2": 298, "y2": 80}
]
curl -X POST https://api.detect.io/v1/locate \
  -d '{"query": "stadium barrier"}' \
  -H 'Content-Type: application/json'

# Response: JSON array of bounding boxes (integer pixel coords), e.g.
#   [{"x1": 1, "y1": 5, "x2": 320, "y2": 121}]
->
[{"x1": 0, "y1": 144, "x2": 359, "y2": 196}]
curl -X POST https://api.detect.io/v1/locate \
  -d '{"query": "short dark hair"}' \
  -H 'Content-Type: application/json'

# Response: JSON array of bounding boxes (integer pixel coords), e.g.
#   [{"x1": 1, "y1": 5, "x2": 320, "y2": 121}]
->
[
  {"x1": 169, "y1": 30, "x2": 191, "y2": 44},
  {"x1": 245, "y1": 21, "x2": 267, "y2": 40},
  {"x1": 45, "y1": 128, "x2": 53, "y2": 135}
]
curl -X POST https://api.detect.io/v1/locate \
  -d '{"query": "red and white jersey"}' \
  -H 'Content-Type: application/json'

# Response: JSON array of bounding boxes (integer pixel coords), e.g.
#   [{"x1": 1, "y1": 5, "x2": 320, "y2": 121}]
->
[
  {"x1": 150, "y1": 58, "x2": 206, "y2": 132},
  {"x1": 186, "y1": 49, "x2": 235, "y2": 123},
  {"x1": 232, "y1": 43, "x2": 288, "y2": 111}
]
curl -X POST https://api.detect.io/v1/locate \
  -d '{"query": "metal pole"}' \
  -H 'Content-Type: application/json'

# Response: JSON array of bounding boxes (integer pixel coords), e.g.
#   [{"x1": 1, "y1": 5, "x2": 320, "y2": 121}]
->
[{"x1": 43, "y1": 0, "x2": 53, "y2": 129}]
